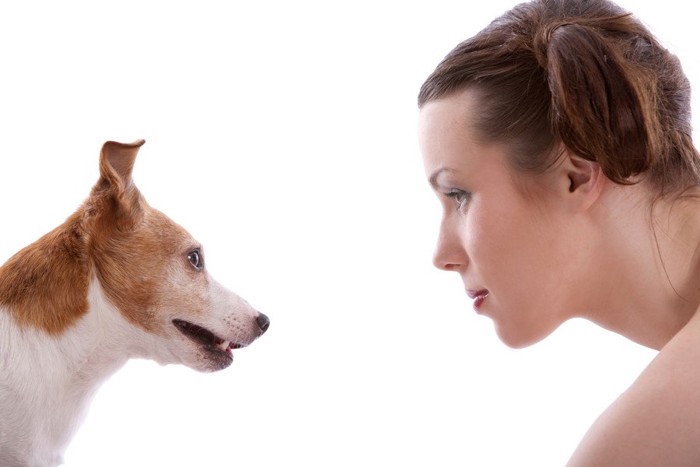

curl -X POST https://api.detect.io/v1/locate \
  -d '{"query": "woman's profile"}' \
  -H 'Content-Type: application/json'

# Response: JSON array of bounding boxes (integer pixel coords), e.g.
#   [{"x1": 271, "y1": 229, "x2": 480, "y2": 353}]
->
[{"x1": 418, "y1": 0, "x2": 700, "y2": 464}]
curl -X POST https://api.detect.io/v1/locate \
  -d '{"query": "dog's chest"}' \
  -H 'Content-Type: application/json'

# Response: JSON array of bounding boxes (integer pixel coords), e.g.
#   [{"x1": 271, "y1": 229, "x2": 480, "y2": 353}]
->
[
  {"x1": 0, "y1": 298, "x2": 134, "y2": 466},
  {"x1": 1, "y1": 311, "x2": 93, "y2": 464}
]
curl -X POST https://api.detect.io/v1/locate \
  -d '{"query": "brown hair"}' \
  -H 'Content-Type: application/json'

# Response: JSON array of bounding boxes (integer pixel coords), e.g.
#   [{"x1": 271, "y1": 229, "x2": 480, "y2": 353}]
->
[{"x1": 418, "y1": 0, "x2": 700, "y2": 195}]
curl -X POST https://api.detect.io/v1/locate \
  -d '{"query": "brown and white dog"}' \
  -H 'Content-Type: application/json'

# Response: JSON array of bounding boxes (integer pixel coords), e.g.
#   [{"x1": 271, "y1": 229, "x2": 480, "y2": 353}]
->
[{"x1": 0, "y1": 140, "x2": 269, "y2": 466}]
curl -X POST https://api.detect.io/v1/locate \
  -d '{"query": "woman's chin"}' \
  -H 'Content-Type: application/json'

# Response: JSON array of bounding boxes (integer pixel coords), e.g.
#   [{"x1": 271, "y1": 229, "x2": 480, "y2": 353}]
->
[{"x1": 493, "y1": 321, "x2": 559, "y2": 349}]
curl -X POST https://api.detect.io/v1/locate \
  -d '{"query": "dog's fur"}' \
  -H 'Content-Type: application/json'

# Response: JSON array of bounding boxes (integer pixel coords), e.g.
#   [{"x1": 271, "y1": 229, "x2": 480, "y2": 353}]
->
[{"x1": 0, "y1": 140, "x2": 268, "y2": 466}]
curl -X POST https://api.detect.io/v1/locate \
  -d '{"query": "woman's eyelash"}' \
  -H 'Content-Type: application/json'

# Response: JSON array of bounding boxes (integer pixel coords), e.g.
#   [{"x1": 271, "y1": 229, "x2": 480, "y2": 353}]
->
[{"x1": 445, "y1": 189, "x2": 472, "y2": 209}]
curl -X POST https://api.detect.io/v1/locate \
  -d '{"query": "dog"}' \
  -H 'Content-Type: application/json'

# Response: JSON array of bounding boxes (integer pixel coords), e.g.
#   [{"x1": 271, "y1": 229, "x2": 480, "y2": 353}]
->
[{"x1": 0, "y1": 140, "x2": 269, "y2": 466}]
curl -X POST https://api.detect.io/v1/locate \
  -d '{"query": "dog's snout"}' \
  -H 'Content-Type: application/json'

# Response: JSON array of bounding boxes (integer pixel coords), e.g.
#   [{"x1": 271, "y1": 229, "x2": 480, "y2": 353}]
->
[{"x1": 256, "y1": 313, "x2": 270, "y2": 335}]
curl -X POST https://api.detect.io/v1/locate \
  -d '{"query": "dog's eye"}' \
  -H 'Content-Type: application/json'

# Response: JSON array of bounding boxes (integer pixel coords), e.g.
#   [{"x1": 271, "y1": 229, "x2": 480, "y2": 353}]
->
[{"x1": 187, "y1": 249, "x2": 203, "y2": 270}]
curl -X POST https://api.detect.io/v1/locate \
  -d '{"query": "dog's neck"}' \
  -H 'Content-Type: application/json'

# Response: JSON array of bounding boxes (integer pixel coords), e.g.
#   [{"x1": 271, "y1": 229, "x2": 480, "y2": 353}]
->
[{"x1": 0, "y1": 277, "x2": 167, "y2": 466}]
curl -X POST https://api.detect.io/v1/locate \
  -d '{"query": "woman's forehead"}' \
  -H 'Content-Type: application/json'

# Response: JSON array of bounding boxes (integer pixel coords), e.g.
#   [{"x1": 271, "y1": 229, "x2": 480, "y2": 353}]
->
[
  {"x1": 419, "y1": 91, "x2": 507, "y2": 174},
  {"x1": 420, "y1": 93, "x2": 477, "y2": 158}
]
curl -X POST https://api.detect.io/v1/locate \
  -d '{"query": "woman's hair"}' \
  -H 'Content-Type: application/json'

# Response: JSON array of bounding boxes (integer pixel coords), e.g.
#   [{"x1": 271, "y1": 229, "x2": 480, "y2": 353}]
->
[{"x1": 418, "y1": 0, "x2": 700, "y2": 195}]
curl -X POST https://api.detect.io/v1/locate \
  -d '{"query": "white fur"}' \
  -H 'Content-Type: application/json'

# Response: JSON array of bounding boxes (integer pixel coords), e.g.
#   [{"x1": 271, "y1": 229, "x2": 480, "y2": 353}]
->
[
  {"x1": 0, "y1": 278, "x2": 160, "y2": 465},
  {"x1": 0, "y1": 272, "x2": 263, "y2": 466}
]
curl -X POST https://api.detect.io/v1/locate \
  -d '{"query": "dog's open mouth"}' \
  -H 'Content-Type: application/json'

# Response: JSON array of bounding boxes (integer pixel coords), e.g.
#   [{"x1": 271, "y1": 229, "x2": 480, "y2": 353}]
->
[{"x1": 172, "y1": 319, "x2": 243, "y2": 359}]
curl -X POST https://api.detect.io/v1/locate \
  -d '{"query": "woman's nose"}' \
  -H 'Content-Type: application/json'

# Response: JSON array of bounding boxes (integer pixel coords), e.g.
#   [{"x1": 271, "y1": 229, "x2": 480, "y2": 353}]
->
[{"x1": 432, "y1": 216, "x2": 467, "y2": 271}]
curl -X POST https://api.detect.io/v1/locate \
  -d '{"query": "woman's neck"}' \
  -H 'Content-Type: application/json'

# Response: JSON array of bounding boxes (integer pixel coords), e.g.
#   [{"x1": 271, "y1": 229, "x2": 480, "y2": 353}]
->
[{"x1": 582, "y1": 183, "x2": 700, "y2": 350}]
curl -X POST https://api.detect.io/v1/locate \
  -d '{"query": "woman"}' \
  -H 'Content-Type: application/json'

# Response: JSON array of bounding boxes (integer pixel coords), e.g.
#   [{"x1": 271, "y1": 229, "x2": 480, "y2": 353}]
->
[{"x1": 418, "y1": 0, "x2": 700, "y2": 464}]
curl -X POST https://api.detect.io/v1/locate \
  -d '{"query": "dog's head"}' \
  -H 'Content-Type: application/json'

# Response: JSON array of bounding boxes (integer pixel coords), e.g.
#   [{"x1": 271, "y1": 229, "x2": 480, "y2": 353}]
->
[{"x1": 85, "y1": 140, "x2": 268, "y2": 371}]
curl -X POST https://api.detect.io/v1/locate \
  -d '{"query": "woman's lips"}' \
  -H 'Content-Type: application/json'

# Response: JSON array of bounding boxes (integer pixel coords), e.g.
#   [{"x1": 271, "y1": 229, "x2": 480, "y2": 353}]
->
[{"x1": 467, "y1": 289, "x2": 489, "y2": 311}]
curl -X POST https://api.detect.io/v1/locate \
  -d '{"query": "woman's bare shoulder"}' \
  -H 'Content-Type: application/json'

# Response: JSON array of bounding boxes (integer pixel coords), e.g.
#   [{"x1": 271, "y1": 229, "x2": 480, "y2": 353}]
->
[{"x1": 568, "y1": 312, "x2": 700, "y2": 466}]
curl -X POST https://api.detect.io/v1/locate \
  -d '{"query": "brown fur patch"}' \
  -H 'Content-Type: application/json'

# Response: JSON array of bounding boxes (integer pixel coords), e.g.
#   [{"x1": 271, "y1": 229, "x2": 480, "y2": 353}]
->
[
  {"x1": 85, "y1": 139, "x2": 201, "y2": 333},
  {"x1": 0, "y1": 210, "x2": 91, "y2": 334},
  {"x1": 0, "y1": 139, "x2": 168, "y2": 335},
  {"x1": 89, "y1": 205, "x2": 198, "y2": 333}
]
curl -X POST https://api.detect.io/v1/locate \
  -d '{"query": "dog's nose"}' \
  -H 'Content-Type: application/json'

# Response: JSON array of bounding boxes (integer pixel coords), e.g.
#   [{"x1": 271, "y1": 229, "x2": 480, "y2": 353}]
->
[{"x1": 256, "y1": 313, "x2": 270, "y2": 335}]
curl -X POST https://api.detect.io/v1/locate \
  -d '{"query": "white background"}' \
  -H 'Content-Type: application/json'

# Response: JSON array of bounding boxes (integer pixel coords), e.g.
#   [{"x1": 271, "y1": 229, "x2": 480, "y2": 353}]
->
[{"x1": 0, "y1": 1, "x2": 696, "y2": 465}]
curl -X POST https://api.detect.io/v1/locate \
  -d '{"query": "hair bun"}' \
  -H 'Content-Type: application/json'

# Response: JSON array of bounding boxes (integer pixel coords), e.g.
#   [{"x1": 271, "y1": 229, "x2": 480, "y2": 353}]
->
[{"x1": 545, "y1": 20, "x2": 659, "y2": 182}]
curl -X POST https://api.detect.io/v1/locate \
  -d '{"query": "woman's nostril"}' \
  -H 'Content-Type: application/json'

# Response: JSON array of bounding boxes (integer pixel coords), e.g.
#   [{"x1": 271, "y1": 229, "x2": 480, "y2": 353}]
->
[{"x1": 256, "y1": 313, "x2": 270, "y2": 334}]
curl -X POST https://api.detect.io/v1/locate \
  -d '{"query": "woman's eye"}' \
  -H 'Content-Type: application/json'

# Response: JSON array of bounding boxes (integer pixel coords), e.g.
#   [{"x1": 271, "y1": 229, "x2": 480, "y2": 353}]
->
[
  {"x1": 445, "y1": 189, "x2": 471, "y2": 210},
  {"x1": 187, "y1": 249, "x2": 203, "y2": 270}
]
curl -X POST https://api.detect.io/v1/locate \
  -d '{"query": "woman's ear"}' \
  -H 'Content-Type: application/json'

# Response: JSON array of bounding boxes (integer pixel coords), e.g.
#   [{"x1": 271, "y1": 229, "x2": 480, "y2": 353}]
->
[{"x1": 559, "y1": 148, "x2": 605, "y2": 211}]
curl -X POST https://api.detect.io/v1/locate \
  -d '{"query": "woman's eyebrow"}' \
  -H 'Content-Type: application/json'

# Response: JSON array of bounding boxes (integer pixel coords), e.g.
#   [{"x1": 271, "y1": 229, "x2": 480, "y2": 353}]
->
[{"x1": 429, "y1": 167, "x2": 456, "y2": 189}]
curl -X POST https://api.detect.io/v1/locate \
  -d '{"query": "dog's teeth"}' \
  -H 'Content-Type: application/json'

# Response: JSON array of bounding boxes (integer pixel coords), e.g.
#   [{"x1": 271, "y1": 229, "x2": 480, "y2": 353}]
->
[{"x1": 217, "y1": 340, "x2": 230, "y2": 351}]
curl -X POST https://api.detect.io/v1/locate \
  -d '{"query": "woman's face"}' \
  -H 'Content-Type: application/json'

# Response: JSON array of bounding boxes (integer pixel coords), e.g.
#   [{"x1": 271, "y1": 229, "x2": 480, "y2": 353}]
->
[{"x1": 419, "y1": 91, "x2": 577, "y2": 347}]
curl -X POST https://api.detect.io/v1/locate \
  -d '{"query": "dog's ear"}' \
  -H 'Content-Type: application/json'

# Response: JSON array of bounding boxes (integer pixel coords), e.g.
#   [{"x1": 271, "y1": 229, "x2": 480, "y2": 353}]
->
[
  {"x1": 99, "y1": 139, "x2": 145, "y2": 194},
  {"x1": 93, "y1": 139, "x2": 146, "y2": 230}
]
